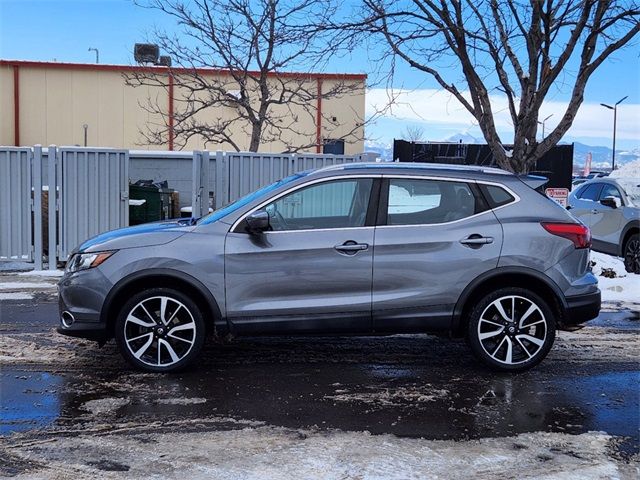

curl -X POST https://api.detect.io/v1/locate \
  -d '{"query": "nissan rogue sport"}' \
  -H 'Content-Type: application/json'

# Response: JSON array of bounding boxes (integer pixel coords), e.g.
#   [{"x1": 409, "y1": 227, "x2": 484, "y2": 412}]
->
[{"x1": 58, "y1": 163, "x2": 600, "y2": 373}]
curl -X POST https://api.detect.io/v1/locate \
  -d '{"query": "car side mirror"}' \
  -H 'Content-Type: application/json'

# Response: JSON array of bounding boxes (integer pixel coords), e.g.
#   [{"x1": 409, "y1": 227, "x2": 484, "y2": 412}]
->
[
  {"x1": 600, "y1": 196, "x2": 621, "y2": 209},
  {"x1": 245, "y1": 210, "x2": 270, "y2": 233}
]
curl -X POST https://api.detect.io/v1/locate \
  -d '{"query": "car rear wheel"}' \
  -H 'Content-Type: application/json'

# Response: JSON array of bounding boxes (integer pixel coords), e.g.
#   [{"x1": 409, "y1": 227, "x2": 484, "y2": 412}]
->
[
  {"x1": 467, "y1": 288, "x2": 556, "y2": 372},
  {"x1": 623, "y1": 233, "x2": 640, "y2": 274},
  {"x1": 115, "y1": 288, "x2": 206, "y2": 372}
]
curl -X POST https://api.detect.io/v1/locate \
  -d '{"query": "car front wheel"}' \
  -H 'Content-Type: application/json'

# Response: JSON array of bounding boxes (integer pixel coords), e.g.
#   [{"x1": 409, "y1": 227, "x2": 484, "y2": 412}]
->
[
  {"x1": 623, "y1": 233, "x2": 640, "y2": 274},
  {"x1": 115, "y1": 288, "x2": 206, "y2": 372},
  {"x1": 467, "y1": 288, "x2": 556, "y2": 372}
]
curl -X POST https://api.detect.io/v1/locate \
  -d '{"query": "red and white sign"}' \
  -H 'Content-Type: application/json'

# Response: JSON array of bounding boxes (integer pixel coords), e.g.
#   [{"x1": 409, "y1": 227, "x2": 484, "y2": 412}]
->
[{"x1": 545, "y1": 188, "x2": 569, "y2": 207}]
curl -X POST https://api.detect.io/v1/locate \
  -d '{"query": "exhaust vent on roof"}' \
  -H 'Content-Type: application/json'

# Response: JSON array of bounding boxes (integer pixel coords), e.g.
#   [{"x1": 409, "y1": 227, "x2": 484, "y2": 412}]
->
[{"x1": 134, "y1": 43, "x2": 159, "y2": 64}]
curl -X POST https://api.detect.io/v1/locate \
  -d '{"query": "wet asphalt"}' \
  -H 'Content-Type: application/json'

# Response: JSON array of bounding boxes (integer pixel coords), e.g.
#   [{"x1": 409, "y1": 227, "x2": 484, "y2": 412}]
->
[{"x1": 1, "y1": 300, "x2": 639, "y2": 456}]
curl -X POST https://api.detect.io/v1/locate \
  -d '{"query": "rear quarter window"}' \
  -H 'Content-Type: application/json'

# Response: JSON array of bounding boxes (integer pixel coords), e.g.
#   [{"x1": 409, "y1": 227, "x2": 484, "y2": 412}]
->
[{"x1": 481, "y1": 185, "x2": 515, "y2": 208}]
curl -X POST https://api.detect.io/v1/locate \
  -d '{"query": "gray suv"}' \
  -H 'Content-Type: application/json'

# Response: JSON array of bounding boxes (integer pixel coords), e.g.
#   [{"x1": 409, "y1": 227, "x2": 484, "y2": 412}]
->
[
  {"x1": 58, "y1": 163, "x2": 600, "y2": 373},
  {"x1": 568, "y1": 177, "x2": 640, "y2": 273}
]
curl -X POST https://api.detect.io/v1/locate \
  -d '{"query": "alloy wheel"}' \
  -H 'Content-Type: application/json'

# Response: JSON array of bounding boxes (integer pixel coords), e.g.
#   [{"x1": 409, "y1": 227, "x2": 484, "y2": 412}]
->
[
  {"x1": 123, "y1": 296, "x2": 197, "y2": 368},
  {"x1": 625, "y1": 238, "x2": 640, "y2": 274},
  {"x1": 477, "y1": 295, "x2": 547, "y2": 366}
]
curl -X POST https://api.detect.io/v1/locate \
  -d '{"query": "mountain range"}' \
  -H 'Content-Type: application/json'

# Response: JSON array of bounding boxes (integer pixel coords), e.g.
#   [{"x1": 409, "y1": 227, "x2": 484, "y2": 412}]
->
[{"x1": 364, "y1": 134, "x2": 640, "y2": 168}]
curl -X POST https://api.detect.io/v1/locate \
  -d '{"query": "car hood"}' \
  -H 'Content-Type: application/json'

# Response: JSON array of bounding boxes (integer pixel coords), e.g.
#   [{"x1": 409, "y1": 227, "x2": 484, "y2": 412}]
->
[{"x1": 77, "y1": 220, "x2": 195, "y2": 253}]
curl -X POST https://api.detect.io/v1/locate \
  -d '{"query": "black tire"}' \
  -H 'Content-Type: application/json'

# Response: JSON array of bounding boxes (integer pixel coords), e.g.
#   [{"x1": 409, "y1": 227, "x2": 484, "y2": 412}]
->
[
  {"x1": 467, "y1": 287, "x2": 556, "y2": 372},
  {"x1": 115, "y1": 287, "x2": 206, "y2": 373},
  {"x1": 623, "y1": 233, "x2": 640, "y2": 274}
]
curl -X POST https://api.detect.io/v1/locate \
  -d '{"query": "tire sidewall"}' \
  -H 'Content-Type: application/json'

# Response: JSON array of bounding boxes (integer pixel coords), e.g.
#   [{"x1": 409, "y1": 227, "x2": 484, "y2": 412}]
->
[
  {"x1": 115, "y1": 287, "x2": 206, "y2": 373},
  {"x1": 467, "y1": 287, "x2": 556, "y2": 372}
]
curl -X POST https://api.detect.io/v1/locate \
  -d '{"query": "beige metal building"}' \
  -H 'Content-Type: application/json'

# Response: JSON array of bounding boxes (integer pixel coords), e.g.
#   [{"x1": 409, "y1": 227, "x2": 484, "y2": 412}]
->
[{"x1": 0, "y1": 60, "x2": 366, "y2": 154}]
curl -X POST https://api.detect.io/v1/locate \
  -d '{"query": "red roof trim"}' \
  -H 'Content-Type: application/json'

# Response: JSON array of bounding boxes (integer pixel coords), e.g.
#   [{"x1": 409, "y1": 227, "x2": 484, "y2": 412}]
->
[{"x1": 0, "y1": 59, "x2": 367, "y2": 81}]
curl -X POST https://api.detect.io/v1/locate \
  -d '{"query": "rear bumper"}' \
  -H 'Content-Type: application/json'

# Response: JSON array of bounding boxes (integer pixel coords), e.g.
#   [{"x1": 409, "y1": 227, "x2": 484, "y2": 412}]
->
[
  {"x1": 564, "y1": 290, "x2": 601, "y2": 325},
  {"x1": 56, "y1": 323, "x2": 107, "y2": 342}
]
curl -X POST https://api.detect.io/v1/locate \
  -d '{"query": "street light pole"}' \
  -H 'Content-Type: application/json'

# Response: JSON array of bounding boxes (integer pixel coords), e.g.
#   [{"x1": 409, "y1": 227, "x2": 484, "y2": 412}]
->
[
  {"x1": 600, "y1": 95, "x2": 628, "y2": 171},
  {"x1": 538, "y1": 114, "x2": 553, "y2": 140}
]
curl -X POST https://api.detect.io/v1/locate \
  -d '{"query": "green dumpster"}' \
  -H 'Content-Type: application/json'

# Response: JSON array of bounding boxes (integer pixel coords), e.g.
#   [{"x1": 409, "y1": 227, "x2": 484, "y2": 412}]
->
[{"x1": 129, "y1": 182, "x2": 175, "y2": 225}]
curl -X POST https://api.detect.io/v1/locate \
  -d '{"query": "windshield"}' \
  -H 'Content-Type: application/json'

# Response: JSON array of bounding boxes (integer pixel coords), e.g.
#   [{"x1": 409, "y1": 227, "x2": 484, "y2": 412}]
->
[
  {"x1": 197, "y1": 170, "x2": 312, "y2": 225},
  {"x1": 617, "y1": 178, "x2": 640, "y2": 207}
]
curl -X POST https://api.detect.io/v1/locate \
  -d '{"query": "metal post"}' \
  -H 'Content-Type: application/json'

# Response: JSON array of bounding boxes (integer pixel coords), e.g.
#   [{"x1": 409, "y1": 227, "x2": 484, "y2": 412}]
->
[
  {"x1": 48, "y1": 146, "x2": 58, "y2": 270},
  {"x1": 612, "y1": 106, "x2": 617, "y2": 171},
  {"x1": 33, "y1": 146, "x2": 43, "y2": 270}
]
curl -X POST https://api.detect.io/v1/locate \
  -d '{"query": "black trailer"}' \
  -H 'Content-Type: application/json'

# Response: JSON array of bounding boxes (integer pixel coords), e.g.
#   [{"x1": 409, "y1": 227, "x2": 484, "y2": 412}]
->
[{"x1": 393, "y1": 140, "x2": 573, "y2": 190}]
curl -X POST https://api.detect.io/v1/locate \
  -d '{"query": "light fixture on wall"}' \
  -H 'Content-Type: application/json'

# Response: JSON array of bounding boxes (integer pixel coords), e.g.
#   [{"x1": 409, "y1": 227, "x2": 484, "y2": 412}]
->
[{"x1": 82, "y1": 124, "x2": 88, "y2": 147}]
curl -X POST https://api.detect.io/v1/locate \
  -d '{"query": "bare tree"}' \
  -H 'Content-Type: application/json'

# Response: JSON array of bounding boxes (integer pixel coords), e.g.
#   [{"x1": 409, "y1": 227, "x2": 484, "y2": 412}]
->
[
  {"x1": 326, "y1": 1, "x2": 640, "y2": 172},
  {"x1": 126, "y1": 0, "x2": 366, "y2": 152},
  {"x1": 401, "y1": 125, "x2": 426, "y2": 142}
]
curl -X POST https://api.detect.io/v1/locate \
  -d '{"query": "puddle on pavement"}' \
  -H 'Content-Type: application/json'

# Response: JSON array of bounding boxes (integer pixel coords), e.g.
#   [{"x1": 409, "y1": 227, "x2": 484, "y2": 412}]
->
[
  {"x1": 0, "y1": 370, "x2": 63, "y2": 434},
  {"x1": 2, "y1": 353, "x2": 637, "y2": 458}
]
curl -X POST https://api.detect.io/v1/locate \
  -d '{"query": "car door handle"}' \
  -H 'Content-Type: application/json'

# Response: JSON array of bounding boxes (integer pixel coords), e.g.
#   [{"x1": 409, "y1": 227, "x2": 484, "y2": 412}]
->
[
  {"x1": 460, "y1": 236, "x2": 494, "y2": 246},
  {"x1": 591, "y1": 209, "x2": 601, "y2": 214},
  {"x1": 334, "y1": 242, "x2": 369, "y2": 254}
]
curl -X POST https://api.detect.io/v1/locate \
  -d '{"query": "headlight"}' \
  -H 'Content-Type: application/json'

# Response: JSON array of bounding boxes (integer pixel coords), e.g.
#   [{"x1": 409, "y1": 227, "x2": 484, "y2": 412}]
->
[{"x1": 65, "y1": 251, "x2": 116, "y2": 273}]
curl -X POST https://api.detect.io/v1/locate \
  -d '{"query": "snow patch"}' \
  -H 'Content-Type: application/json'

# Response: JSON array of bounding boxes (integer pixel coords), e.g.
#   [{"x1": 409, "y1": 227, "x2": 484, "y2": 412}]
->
[
  {"x1": 157, "y1": 397, "x2": 208, "y2": 406},
  {"x1": 17, "y1": 270, "x2": 64, "y2": 277},
  {"x1": 81, "y1": 397, "x2": 131, "y2": 415},
  {"x1": 0, "y1": 292, "x2": 33, "y2": 301},
  {"x1": 590, "y1": 252, "x2": 640, "y2": 306},
  {"x1": 0, "y1": 282, "x2": 57, "y2": 290},
  {"x1": 325, "y1": 384, "x2": 449, "y2": 409}
]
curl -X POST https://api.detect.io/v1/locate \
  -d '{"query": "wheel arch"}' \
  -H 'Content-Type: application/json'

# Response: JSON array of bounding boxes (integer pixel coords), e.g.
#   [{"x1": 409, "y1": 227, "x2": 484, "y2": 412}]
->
[
  {"x1": 452, "y1": 267, "x2": 567, "y2": 337},
  {"x1": 101, "y1": 269, "x2": 225, "y2": 340}
]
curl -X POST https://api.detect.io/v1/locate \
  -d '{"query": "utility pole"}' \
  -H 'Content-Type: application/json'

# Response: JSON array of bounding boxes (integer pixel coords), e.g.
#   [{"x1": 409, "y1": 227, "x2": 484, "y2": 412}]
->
[
  {"x1": 600, "y1": 96, "x2": 628, "y2": 171},
  {"x1": 88, "y1": 47, "x2": 99, "y2": 64}
]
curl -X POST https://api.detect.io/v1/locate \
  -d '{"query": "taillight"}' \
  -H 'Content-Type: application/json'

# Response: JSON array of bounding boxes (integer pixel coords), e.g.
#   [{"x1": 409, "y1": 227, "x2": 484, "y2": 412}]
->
[{"x1": 541, "y1": 222, "x2": 591, "y2": 249}]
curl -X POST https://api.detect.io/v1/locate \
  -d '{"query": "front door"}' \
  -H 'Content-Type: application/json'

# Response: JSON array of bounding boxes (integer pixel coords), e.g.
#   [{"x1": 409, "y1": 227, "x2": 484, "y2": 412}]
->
[
  {"x1": 372, "y1": 177, "x2": 503, "y2": 332},
  {"x1": 591, "y1": 183, "x2": 625, "y2": 253},
  {"x1": 225, "y1": 177, "x2": 377, "y2": 334}
]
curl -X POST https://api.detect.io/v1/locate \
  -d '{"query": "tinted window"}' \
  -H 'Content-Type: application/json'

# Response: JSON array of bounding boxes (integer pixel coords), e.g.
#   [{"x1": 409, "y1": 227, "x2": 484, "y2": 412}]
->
[
  {"x1": 484, "y1": 185, "x2": 515, "y2": 208},
  {"x1": 600, "y1": 184, "x2": 622, "y2": 202},
  {"x1": 264, "y1": 178, "x2": 372, "y2": 231},
  {"x1": 578, "y1": 183, "x2": 603, "y2": 201},
  {"x1": 387, "y1": 179, "x2": 477, "y2": 225}
]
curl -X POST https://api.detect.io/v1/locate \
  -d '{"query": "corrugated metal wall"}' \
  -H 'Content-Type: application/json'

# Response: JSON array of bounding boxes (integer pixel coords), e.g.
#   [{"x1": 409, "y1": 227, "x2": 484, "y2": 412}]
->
[
  {"x1": 57, "y1": 148, "x2": 129, "y2": 260},
  {"x1": 0, "y1": 148, "x2": 33, "y2": 261}
]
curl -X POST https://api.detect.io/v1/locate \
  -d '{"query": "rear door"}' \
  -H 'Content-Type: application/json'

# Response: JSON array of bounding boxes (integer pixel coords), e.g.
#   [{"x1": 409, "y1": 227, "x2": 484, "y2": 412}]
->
[
  {"x1": 569, "y1": 183, "x2": 603, "y2": 229},
  {"x1": 372, "y1": 177, "x2": 503, "y2": 332}
]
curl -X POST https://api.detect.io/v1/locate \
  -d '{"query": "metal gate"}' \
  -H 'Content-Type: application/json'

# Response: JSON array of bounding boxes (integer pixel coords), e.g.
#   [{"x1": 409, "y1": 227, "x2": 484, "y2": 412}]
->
[
  {"x1": 0, "y1": 148, "x2": 33, "y2": 262},
  {"x1": 214, "y1": 152, "x2": 364, "y2": 207},
  {"x1": 55, "y1": 148, "x2": 129, "y2": 261}
]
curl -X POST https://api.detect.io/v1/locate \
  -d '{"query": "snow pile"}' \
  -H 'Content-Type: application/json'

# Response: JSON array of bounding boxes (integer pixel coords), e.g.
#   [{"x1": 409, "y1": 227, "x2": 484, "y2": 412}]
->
[
  {"x1": 4, "y1": 427, "x2": 625, "y2": 479},
  {"x1": 610, "y1": 159, "x2": 640, "y2": 178},
  {"x1": 591, "y1": 251, "x2": 639, "y2": 307}
]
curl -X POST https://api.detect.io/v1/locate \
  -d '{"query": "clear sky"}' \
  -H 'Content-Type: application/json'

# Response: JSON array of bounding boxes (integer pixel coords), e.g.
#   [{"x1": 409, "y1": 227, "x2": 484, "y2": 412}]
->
[{"x1": 1, "y1": 0, "x2": 639, "y2": 150}]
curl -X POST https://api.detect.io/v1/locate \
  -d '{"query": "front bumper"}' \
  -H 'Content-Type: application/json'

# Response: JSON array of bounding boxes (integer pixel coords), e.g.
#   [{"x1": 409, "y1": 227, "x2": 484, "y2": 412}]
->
[
  {"x1": 564, "y1": 290, "x2": 601, "y2": 325},
  {"x1": 57, "y1": 268, "x2": 112, "y2": 343}
]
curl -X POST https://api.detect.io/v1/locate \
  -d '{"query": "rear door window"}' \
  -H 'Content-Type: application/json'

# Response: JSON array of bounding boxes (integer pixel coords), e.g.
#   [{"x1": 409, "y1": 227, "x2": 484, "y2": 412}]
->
[
  {"x1": 386, "y1": 179, "x2": 479, "y2": 225},
  {"x1": 577, "y1": 183, "x2": 603, "y2": 201}
]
